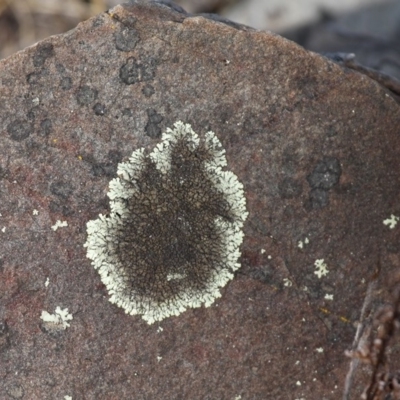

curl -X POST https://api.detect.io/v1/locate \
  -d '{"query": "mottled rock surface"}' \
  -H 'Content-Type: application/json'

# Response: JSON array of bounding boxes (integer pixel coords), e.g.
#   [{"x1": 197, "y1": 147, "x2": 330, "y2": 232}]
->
[{"x1": 1, "y1": 1, "x2": 400, "y2": 399}]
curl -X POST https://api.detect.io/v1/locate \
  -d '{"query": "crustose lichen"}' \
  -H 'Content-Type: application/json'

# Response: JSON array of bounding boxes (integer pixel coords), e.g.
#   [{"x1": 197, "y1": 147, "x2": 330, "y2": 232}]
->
[{"x1": 84, "y1": 121, "x2": 248, "y2": 324}]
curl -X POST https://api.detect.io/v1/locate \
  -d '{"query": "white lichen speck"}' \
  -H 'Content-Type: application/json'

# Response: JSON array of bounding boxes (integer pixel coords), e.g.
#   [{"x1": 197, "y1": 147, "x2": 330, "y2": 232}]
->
[
  {"x1": 51, "y1": 220, "x2": 68, "y2": 231},
  {"x1": 298, "y1": 237, "x2": 309, "y2": 249},
  {"x1": 314, "y1": 259, "x2": 329, "y2": 279},
  {"x1": 383, "y1": 214, "x2": 399, "y2": 229},
  {"x1": 40, "y1": 306, "x2": 73, "y2": 330},
  {"x1": 283, "y1": 278, "x2": 292, "y2": 287}
]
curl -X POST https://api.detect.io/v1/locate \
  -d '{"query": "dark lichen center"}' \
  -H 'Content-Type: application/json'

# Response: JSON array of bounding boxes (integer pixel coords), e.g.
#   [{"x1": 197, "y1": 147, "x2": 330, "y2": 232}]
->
[{"x1": 115, "y1": 138, "x2": 233, "y2": 303}]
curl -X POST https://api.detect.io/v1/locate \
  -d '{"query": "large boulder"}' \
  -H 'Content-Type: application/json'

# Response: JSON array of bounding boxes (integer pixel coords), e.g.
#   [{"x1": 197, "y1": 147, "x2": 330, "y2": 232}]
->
[{"x1": 1, "y1": 1, "x2": 399, "y2": 398}]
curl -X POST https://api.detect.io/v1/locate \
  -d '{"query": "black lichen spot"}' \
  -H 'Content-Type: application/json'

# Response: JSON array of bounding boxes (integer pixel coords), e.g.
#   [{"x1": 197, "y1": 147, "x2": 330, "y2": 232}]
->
[
  {"x1": 386, "y1": 240, "x2": 400, "y2": 253},
  {"x1": 326, "y1": 125, "x2": 338, "y2": 137},
  {"x1": 91, "y1": 163, "x2": 116, "y2": 178},
  {"x1": 145, "y1": 109, "x2": 163, "y2": 138},
  {"x1": 25, "y1": 139, "x2": 41, "y2": 156},
  {"x1": 248, "y1": 215, "x2": 269, "y2": 236},
  {"x1": 306, "y1": 157, "x2": 341, "y2": 209},
  {"x1": 92, "y1": 16, "x2": 106, "y2": 28},
  {"x1": 60, "y1": 76, "x2": 72, "y2": 91},
  {"x1": 108, "y1": 149, "x2": 123, "y2": 164},
  {"x1": 245, "y1": 264, "x2": 273, "y2": 284},
  {"x1": 26, "y1": 71, "x2": 42, "y2": 85},
  {"x1": 39, "y1": 119, "x2": 52, "y2": 136},
  {"x1": 49, "y1": 201, "x2": 73, "y2": 217},
  {"x1": 33, "y1": 43, "x2": 54, "y2": 67},
  {"x1": 93, "y1": 103, "x2": 106, "y2": 116},
  {"x1": 115, "y1": 27, "x2": 140, "y2": 51},
  {"x1": 278, "y1": 177, "x2": 303, "y2": 199},
  {"x1": 308, "y1": 188, "x2": 329, "y2": 209},
  {"x1": 7, "y1": 119, "x2": 31, "y2": 141},
  {"x1": 122, "y1": 108, "x2": 133, "y2": 117},
  {"x1": 76, "y1": 85, "x2": 98, "y2": 106},
  {"x1": 90, "y1": 150, "x2": 122, "y2": 177},
  {"x1": 119, "y1": 57, "x2": 156, "y2": 85},
  {"x1": 142, "y1": 84, "x2": 155, "y2": 98},
  {"x1": 307, "y1": 157, "x2": 341, "y2": 190},
  {"x1": 50, "y1": 181, "x2": 73, "y2": 199},
  {"x1": 85, "y1": 122, "x2": 248, "y2": 324},
  {"x1": 242, "y1": 113, "x2": 267, "y2": 135},
  {"x1": 27, "y1": 110, "x2": 36, "y2": 121},
  {"x1": 55, "y1": 63, "x2": 66, "y2": 73}
]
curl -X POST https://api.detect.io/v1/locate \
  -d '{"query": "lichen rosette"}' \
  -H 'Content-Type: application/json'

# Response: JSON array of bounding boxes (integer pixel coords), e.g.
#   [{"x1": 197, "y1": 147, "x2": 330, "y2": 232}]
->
[{"x1": 85, "y1": 121, "x2": 248, "y2": 324}]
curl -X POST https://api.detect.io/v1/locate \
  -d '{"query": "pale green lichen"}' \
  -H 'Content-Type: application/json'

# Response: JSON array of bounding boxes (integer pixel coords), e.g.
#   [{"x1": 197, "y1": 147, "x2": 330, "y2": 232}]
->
[
  {"x1": 283, "y1": 278, "x2": 292, "y2": 287},
  {"x1": 314, "y1": 259, "x2": 329, "y2": 279},
  {"x1": 51, "y1": 220, "x2": 68, "y2": 231},
  {"x1": 383, "y1": 214, "x2": 399, "y2": 229},
  {"x1": 40, "y1": 306, "x2": 73, "y2": 330},
  {"x1": 85, "y1": 121, "x2": 248, "y2": 324},
  {"x1": 298, "y1": 237, "x2": 309, "y2": 249}
]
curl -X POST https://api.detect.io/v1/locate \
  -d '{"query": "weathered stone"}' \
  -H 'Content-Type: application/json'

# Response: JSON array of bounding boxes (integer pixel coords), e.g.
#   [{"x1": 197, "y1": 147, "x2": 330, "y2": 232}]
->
[{"x1": 0, "y1": 1, "x2": 399, "y2": 399}]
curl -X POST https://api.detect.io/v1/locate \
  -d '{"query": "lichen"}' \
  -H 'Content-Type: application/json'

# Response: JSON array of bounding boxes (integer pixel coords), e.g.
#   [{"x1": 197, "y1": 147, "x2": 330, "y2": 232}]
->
[
  {"x1": 298, "y1": 237, "x2": 309, "y2": 249},
  {"x1": 85, "y1": 121, "x2": 248, "y2": 324},
  {"x1": 383, "y1": 214, "x2": 399, "y2": 229},
  {"x1": 314, "y1": 259, "x2": 329, "y2": 279},
  {"x1": 51, "y1": 220, "x2": 68, "y2": 231},
  {"x1": 283, "y1": 278, "x2": 292, "y2": 287},
  {"x1": 40, "y1": 306, "x2": 73, "y2": 330}
]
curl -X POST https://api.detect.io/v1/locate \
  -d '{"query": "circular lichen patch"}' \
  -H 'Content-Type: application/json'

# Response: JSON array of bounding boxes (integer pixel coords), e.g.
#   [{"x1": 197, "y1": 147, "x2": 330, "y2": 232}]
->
[{"x1": 84, "y1": 121, "x2": 248, "y2": 324}]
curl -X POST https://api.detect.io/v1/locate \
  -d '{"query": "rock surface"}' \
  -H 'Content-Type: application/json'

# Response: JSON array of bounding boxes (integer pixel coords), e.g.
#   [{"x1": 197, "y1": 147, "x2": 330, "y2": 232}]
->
[{"x1": 0, "y1": 1, "x2": 400, "y2": 399}]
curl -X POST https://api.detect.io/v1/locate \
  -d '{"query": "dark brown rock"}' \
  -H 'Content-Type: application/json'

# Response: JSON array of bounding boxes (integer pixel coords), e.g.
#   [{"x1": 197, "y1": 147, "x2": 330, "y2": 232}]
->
[{"x1": 0, "y1": 1, "x2": 399, "y2": 399}]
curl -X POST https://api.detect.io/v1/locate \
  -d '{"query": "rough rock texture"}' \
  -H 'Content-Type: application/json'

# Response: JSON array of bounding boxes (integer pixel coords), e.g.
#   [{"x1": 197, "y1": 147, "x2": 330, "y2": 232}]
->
[{"x1": 0, "y1": 1, "x2": 400, "y2": 399}]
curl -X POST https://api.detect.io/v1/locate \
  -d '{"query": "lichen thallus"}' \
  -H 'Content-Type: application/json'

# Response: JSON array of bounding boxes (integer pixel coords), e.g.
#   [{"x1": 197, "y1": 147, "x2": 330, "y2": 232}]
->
[{"x1": 84, "y1": 121, "x2": 248, "y2": 324}]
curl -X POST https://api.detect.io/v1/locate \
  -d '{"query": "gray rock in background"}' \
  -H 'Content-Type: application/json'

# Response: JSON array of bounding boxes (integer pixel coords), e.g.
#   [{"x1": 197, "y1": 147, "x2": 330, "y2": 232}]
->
[
  {"x1": 219, "y1": 0, "x2": 383, "y2": 32},
  {"x1": 0, "y1": 1, "x2": 400, "y2": 399},
  {"x1": 284, "y1": 0, "x2": 400, "y2": 81}
]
